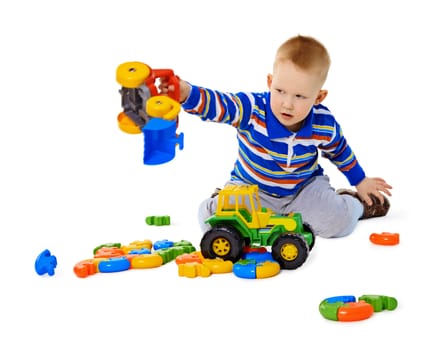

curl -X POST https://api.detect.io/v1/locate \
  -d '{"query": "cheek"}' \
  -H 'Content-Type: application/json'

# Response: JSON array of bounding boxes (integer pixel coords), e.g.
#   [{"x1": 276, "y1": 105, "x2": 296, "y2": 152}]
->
[
  {"x1": 270, "y1": 95, "x2": 282, "y2": 109},
  {"x1": 270, "y1": 100, "x2": 278, "y2": 115},
  {"x1": 294, "y1": 100, "x2": 313, "y2": 114}
]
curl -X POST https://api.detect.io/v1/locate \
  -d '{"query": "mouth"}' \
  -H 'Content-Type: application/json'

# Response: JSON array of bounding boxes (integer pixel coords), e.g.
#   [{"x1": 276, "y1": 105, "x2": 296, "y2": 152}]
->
[{"x1": 281, "y1": 112, "x2": 293, "y2": 120}]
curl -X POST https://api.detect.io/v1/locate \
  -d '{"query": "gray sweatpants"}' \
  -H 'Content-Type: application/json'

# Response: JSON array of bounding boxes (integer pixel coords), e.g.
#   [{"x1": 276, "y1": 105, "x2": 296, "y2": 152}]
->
[{"x1": 197, "y1": 176, "x2": 364, "y2": 238}]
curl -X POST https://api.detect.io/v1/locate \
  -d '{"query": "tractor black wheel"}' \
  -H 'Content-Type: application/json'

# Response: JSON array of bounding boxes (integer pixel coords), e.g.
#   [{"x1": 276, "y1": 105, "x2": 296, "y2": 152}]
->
[
  {"x1": 200, "y1": 225, "x2": 244, "y2": 262},
  {"x1": 271, "y1": 234, "x2": 309, "y2": 270}
]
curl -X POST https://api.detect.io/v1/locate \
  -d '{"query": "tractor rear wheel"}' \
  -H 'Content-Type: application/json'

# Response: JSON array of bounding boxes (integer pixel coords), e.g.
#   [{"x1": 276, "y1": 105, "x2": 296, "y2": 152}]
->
[
  {"x1": 200, "y1": 225, "x2": 244, "y2": 262},
  {"x1": 271, "y1": 234, "x2": 309, "y2": 270}
]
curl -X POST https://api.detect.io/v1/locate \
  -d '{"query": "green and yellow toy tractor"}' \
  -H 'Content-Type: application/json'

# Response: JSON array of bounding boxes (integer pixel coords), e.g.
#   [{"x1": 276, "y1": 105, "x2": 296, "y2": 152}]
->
[{"x1": 200, "y1": 184, "x2": 314, "y2": 270}]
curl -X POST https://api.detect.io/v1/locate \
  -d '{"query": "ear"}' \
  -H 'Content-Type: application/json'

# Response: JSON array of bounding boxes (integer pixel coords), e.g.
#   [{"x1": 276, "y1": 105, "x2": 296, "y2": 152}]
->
[
  {"x1": 267, "y1": 74, "x2": 273, "y2": 89},
  {"x1": 315, "y1": 89, "x2": 328, "y2": 105}
]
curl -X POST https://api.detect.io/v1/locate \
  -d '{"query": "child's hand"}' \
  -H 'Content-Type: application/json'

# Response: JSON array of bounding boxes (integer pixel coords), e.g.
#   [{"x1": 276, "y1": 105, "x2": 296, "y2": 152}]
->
[
  {"x1": 356, "y1": 177, "x2": 392, "y2": 206},
  {"x1": 159, "y1": 77, "x2": 191, "y2": 103}
]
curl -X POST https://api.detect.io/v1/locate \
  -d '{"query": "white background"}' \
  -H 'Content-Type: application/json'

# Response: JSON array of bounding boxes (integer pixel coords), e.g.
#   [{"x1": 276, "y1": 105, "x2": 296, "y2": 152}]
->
[{"x1": 1, "y1": 0, "x2": 440, "y2": 348}]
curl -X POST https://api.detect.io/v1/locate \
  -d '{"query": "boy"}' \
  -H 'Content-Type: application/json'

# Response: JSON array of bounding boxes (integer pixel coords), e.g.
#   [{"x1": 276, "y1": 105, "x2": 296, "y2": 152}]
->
[{"x1": 161, "y1": 35, "x2": 392, "y2": 238}]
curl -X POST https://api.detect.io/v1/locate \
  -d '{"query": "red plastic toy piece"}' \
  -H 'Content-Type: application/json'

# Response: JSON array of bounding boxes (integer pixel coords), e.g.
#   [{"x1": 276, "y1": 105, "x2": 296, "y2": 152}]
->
[
  {"x1": 370, "y1": 232, "x2": 400, "y2": 245},
  {"x1": 337, "y1": 301, "x2": 374, "y2": 322},
  {"x1": 73, "y1": 259, "x2": 97, "y2": 278},
  {"x1": 243, "y1": 246, "x2": 268, "y2": 254},
  {"x1": 145, "y1": 68, "x2": 180, "y2": 102}
]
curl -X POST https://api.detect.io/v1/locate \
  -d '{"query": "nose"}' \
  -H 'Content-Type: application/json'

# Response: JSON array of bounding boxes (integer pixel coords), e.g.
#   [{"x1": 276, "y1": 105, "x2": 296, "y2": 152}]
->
[{"x1": 282, "y1": 96, "x2": 294, "y2": 110}]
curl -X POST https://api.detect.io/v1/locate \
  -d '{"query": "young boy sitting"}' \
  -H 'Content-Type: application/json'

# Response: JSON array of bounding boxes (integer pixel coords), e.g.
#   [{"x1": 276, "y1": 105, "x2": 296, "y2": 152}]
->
[{"x1": 160, "y1": 34, "x2": 392, "y2": 238}]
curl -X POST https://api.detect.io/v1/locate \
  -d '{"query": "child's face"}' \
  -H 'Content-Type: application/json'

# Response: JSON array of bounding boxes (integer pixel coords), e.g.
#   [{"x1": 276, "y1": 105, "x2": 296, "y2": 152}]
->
[{"x1": 267, "y1": 60, "x2": 327, "y2": 132}]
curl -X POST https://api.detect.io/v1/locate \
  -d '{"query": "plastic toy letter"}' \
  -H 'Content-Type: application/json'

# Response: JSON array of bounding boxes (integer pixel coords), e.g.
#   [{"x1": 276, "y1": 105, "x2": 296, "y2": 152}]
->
[{"x1": 35, "y1": 249, "x2": 57, "y2": 276}]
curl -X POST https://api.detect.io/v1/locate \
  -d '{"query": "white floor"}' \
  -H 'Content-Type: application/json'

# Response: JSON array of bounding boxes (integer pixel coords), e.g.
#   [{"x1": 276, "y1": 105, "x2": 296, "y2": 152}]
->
[{"x1": 1, "y1": 1, "x2": 440, "y2": 349}]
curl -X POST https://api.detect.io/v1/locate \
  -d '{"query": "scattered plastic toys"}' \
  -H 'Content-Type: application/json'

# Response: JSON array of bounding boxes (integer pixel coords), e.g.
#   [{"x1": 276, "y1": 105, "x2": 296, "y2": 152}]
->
[
  {"x1": 72, "y1": 238, "x2": 282, "y2": 280},
  {"x1": 73, "y1": 239, "x2": 195, "y2": 278},
  {"x1": 319, "y1": 294, "x2": 398, "y2": 322},
  {"x1": 35, "y1": 249, "x2": 57, "y2": 276},
  {"x1": 175, "y1": 247, "x2": 281, "y2": 279},
  {"x1": 370, "y1": 232, "x2": 400, "y2": 246}
]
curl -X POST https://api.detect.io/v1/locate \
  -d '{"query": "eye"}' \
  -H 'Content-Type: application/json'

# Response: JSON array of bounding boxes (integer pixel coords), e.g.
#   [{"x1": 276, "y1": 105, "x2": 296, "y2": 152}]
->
[
  {"x1": 275, "y1": 88, "x2": 285, "y2": 94},
  {"x1": 295, "y1": 94, "x2": 305, "y2": 99}
]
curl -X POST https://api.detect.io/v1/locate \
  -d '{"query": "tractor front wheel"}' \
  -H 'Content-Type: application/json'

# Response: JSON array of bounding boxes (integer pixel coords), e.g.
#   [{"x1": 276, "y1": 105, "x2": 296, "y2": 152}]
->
[{"x1": 200, "y1": 225, "x2": 244, "y2": 262}]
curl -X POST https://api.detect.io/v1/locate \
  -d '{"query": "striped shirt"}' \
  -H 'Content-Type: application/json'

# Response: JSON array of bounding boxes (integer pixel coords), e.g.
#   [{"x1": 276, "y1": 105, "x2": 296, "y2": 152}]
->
[{"x1": 182, "y1": 84, "x2": 365, "y2": 197}]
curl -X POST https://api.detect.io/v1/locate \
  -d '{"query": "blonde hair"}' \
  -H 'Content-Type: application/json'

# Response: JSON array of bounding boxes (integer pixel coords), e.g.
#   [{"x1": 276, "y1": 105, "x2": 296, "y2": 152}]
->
[{"x1": 275, "y1": 35, "x2": 331, "y2": 83}]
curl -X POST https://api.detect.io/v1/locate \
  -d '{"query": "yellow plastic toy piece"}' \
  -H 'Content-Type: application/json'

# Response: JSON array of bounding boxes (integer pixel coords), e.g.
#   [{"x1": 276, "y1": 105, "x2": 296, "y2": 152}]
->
[
  {"x1": 178, "y1": 262, "x2": 212, "y2": 278},
  {"x1": 146, "y1": 95, "x2": 180, "y2": 121},
  {"x1": 120, "y1": 239, "x2": 153, "y2": 254},
  {"x1": 256, "y1": 261, "x2": 280, "y2": 279},
  {"x1": 117, "y1": 112, "x2": 142, "y2": 134},
  {"x1": 203, "y1": 258, "x2": 233, "y2": 274},
  {"x1": 131, "y1": 254, "x2": 163, "y2": 268},
  {"x1": 116, "y1": 61, "x2": 151, "y2": 88}
]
